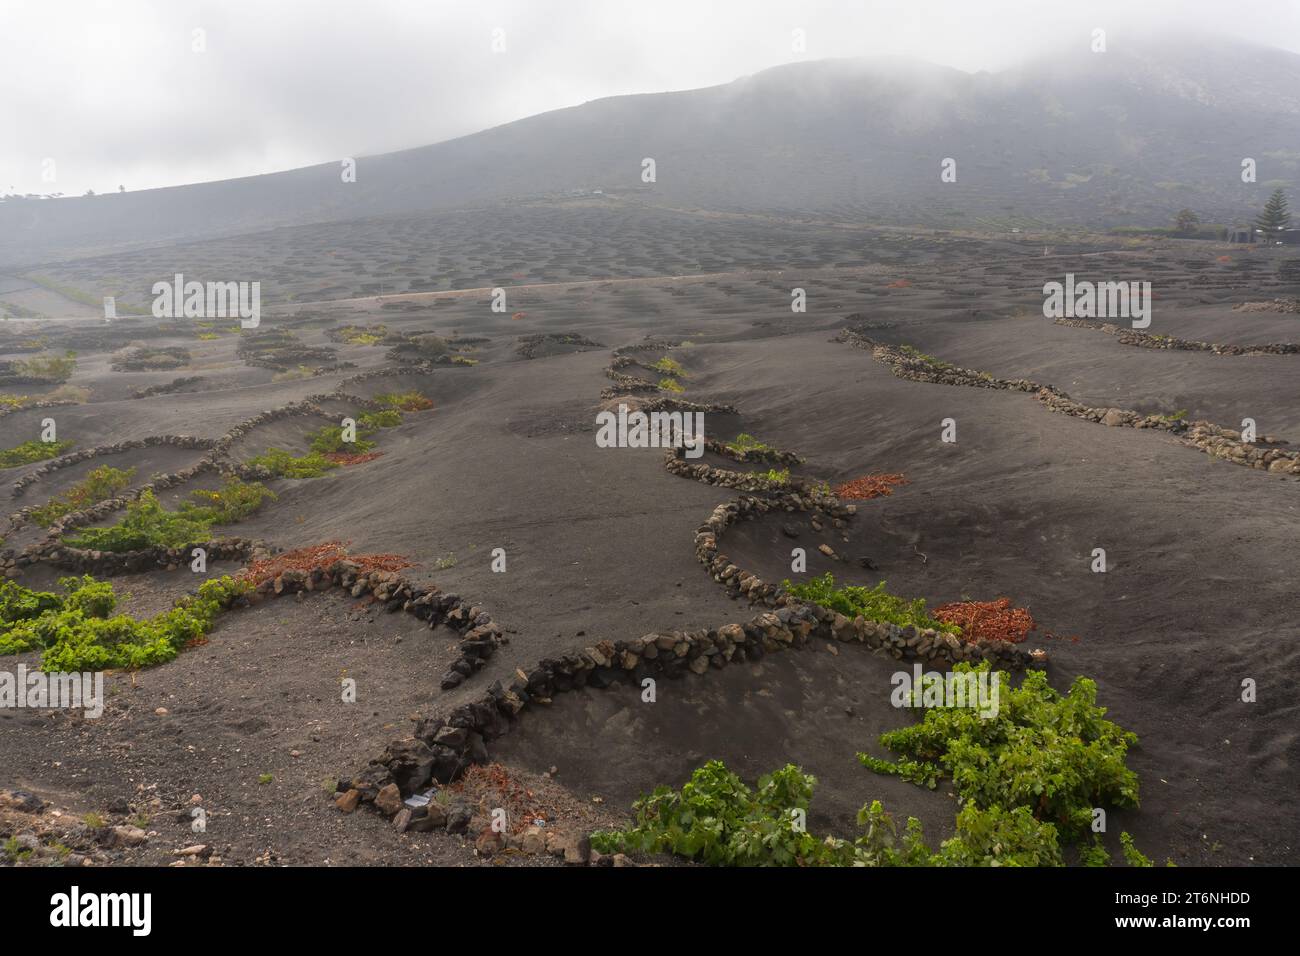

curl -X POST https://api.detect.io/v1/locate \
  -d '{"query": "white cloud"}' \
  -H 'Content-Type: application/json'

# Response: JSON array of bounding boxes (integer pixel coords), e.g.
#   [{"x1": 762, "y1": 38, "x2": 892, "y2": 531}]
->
[{"x1": 2, "y1": 0, "x2": 1297, "y2": 196}]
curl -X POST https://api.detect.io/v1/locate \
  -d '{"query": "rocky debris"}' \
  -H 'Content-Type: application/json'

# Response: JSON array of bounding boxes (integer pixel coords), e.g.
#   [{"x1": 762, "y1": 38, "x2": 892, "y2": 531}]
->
[
  {"x1": 474, "y1": 829, "x2": 507, "y2": 856},
  {"x1": 38, "y1": 537, "x2": 262, "y2": 577},
  {"x1": 547, "y1": 830, "x2": 591, "y2": 864},
  {"x1": 1233, "y1": 297, "x2": 1300, "y2": 314},
  {"x1": 374, "y1": 784, "x2": 403, "y2": 816},
  {"x1": 516, "y1": 332, "x2": 605, "y2": 360},
  {"x1": 110, "y1": 825, "x2": 149, "y2": 848},
  {"x1": 9, "y1": 434, "x2": 215, "y2": 498},
  {"x1": 111, "y1": 345, "x2": 192, "y2": 372},
  {"x1": 131, "y1": 375, "x2": 206, "y2": 399},
  {"x1": 237, "y1": 328, "x2": 336, "y2": 370},
  {"x1": 706, "y1": 438, "x2": 804, "y2": 467},
  {"x1": 0, "y1": 789, "x2": 46, "y2": 814},
  {"x1": 0, "y1": 398, "x2": 79, "y2": 422},
  {"x1": 1056, "y1": 316, "x2": 1300, "y2": 355},
  {"x1": 664, "y1": 450, "x2": 824, "y2": 494},
  {"x1": 240, "y1": 556, "x2": 508, "y2": 692},
  {"x1": 836, "y1": 327, "x2": 1300, "y2": 477}
]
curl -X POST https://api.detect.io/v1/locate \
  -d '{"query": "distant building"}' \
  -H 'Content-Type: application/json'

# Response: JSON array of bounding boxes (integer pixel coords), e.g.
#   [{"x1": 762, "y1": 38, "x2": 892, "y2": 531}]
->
[{"x1": 1236, "y1": 226, "x2": 1300, "y2": 245}]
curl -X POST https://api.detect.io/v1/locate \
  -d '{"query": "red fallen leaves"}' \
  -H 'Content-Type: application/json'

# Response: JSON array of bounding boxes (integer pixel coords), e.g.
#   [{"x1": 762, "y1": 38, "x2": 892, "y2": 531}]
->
[
  {"x1": 324, "y1": 451, "x2": 384, "y2": 465},
  {"x1": 238, "y1": 540, "x2": 413, "y2": 586},
  {"x1": 833, "y1": 473, "x2": 909, "y2": 500},
  {"x1": 511, "y1": 311, "x2": 527, "y2": 321},
  {"x1": 934, "y1": 598, "x2": 1037, "y2": 644},
  {"x1": 449, "y1": 763, "x2": 553, "y2": 834}
]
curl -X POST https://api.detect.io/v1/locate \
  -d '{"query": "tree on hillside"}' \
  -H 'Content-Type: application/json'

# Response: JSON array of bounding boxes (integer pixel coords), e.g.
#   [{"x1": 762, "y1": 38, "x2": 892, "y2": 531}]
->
[
  {"x1": 1255, "y1": 188, "x2": 1292, "y2": 240},
  {"x1": 1175, "y1": 209, "x2": 1199, "y2": 234}
]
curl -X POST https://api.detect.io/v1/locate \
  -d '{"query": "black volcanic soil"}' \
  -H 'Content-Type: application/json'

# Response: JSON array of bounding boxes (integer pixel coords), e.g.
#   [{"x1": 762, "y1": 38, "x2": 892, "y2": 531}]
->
[{"x1": 2, "y1": 218, "x2": 1298, "y2": 866}]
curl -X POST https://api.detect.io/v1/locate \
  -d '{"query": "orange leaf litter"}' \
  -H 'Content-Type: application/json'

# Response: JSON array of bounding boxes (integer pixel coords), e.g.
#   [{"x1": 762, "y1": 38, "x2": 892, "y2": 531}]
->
[
  {"x1": 933, "y1": 598, "x2": 1037, "y2": 644},
  {"x1": 833, "y1": 473, "x2": 909, "y2": 500},
  {"x1": 238, "y1": 540, "x2": 413, "y2": 586},
  {"x1": 324, "y1": 451, "x2": 384, "y2": 465}
]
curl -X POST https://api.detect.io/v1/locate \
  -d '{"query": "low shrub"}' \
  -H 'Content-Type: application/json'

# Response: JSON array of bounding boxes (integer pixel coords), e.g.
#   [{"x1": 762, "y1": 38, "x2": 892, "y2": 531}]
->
[
  {"x1": 0, "y1": 579, "x2": 64, "y2": 630},
  {"x1": 658, "y1": 376, "x2": 684, "y2": 393},
  {"x1": 725, "y1": 432, "x2": 773, "y2": 454},
  {"x1": 357, "y1": 409, "x2": 402, "y2": 429},
  {"x1": 375, "y1": 390, "x2": 432, "y2": 412},
  {"x1": 29, "y1": 465, "x2": 136, "y2": 527},
  {"x1": 593, "y1": 757, "x2": 1151, "y2": 867},
  {"x1": 589, "y1": 760, "x2": 1062, "y2": 867},
  {"x1": 859, "y1": 663, "x2": 1140, "y2": 841},
  {"x1": 14, "y1": 351, "x2": 77, "y2": 383},
  {"x1": 62, "y1": 479, "x2": 274, "y2": 552},
  {"x1": 652, "y1": 356, "x2": 685, "y2": 377},
  {"x1": 0, "y1": 439, "x2": 74, "y2": 469},
  {"x1": 784, "y1": 572, "x2": 959, "y2": 634},
  {"x1": 246, "y1": 447, "x2": 338, "y2": 479},
  {"x1": 0, "y1": 574, "x2": 250, "y2": 670},
  {"x1": 307, "y1": 424, "x2": 376, "y2": 455}
]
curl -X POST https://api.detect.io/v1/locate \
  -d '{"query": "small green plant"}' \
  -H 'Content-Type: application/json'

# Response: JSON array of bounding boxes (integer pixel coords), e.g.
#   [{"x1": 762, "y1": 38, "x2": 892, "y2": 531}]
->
[
  {"x1": 271, "y1": 366, "x2": 317, "y2": 382},
  {"x1": 334, "y1": 324, "x2": 388, "y2": 346},
  {"x1": 2, "y1": 836, "x2": 32, "y2": 862},
  {"x1": 63, "y1": 480, "x2": 273, "y2": 552},
  {"x1": 258, "y1": 773, "x2": 274, "y2": 785},
  {"x1": 322, "y1": 779, "x2": 338, "y2": 795},
  {"x1": 83, "y1": 812, "x2": 106, "y2": 830},
  {"x1": 246, "y1": 447, "x2": 339, "y2": 479},
  {"x1": 29, "y1": 465, "x2": 136, "y2": 527},
  {"x1": 308, "y1": 424, "x2": 376, "y2": 455},
  {"x1": 726, "y1": 433, "x2": 773, "y2": 454},
  {"x1": 652, "y1": 356, "x2": 685, "y2": 376},
  {"x1": 784, "y1": 572, "x2": 958, "y2": 634},
  {"x1": 759, "y1": 467, "x2": 790, "y2": 484},
  {"x1": 1, "y1": 574, "x2": 250, "y2": 670},
  {"x1": 357, "y1": 409, "x2": 402, "y2": 429},
  {"x1": 0, "y1": 439, "x2": 74, "y2": 469},
  {"x1": 450, "y1": 355, "x2": 479, "y2": 366},
  {"x1": 591, "y1": 761, "x2": 828, "y2": 866},
  {"x1": 434, "y1": 553, "x2": 457, "y2": 570},
  {"x1": 181, "y1": 478, "x2": 276, "y2": 525},
  {"x1": 898, "y1": 344, "x2": 953, "y2": 370},
  {"x1": 14, "y1": 350, "x2": 77, "y2": 383},
  {"x1": 591, "y1": 761, "x2": 1064, "y2": 867},
  {"x1": 375, "y1": 390, "x2": 433, "y2": 411},
  {"x1": 658, "y1": 376, "x2": 684, "y2": 393}
]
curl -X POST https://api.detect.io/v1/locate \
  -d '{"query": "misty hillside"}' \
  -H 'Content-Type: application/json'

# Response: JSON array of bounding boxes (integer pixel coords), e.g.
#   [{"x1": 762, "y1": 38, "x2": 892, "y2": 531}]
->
[{"x1": 3, "y1": 34, "x2": 1298, "y2": 268}]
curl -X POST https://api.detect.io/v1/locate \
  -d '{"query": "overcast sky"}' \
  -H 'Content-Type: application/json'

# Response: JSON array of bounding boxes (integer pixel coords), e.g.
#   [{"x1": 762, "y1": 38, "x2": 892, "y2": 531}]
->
[{"x1": 4, "y1": 0, "x2": 1299, "y2": 197}]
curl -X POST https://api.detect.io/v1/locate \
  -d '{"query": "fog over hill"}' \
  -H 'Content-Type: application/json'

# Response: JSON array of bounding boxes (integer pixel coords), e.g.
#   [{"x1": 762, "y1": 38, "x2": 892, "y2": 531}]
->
[{"x1": 2, "y1": 32, "x2": 1298, "y2": 268}]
